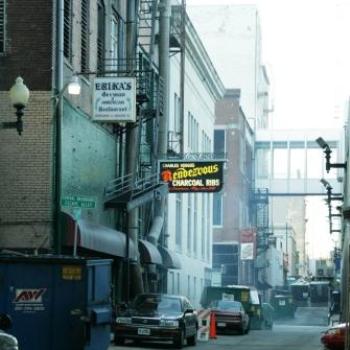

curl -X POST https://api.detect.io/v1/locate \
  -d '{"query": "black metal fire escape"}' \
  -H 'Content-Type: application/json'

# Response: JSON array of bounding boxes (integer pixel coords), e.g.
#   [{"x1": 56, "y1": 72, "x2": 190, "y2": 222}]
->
[
  {"x1": 250, "y1": 188, "x2": 270, "y2": 287},
  {"x1": 103, "y1": 0, "x2": 168, "y2": 212}
]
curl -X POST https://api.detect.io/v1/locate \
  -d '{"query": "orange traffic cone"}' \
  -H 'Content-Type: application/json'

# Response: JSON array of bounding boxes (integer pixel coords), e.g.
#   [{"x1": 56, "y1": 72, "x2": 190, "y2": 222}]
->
[{"x1": 209, "y1": 311, "x2": 217, "y2": 339}]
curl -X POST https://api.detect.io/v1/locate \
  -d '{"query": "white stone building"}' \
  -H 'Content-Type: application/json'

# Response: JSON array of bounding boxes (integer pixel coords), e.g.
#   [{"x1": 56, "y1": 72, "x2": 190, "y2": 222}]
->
[{"x1": 166, "y1": 12, "x2": 225, "y2": 308}]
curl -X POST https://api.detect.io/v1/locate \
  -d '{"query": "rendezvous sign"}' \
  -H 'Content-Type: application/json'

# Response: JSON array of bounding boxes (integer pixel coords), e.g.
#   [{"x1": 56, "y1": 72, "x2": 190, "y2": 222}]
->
[
  {"x1": 93, "y1": 77, "x2": 136, "y2": 122},
  {"x1": 159, "y1": 161, "x2": 224, "y2": 193}
]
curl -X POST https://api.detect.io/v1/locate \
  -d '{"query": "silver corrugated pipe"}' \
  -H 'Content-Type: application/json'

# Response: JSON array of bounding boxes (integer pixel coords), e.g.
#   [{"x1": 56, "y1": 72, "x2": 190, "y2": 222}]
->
[{"x1": 148, "y1": 0, "x2": 171, "y2": 247}]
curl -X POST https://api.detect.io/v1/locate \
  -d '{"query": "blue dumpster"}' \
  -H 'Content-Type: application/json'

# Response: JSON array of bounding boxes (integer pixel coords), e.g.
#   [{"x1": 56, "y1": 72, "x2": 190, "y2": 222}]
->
[{"x1": 0, "y1": 255, "x2": 112, "y2": 350}]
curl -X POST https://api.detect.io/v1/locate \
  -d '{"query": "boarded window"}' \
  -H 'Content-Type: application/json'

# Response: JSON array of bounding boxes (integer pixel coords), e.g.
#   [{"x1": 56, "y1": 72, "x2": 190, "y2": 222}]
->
[
  {"x1": 81, "y1": 0, "x2": 90, "y2": 73},
  {"x1": 64, "y1": 0, "x2": 72, "y2": 61},
  {"x1": 0, "y1": 0, "x2": 5, "y2": 53}
]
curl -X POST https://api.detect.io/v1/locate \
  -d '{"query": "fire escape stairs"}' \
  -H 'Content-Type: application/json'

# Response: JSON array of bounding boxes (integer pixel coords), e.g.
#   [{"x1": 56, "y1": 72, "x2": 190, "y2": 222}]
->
[
  {"x1": 138, "y1": 0, "x2": 158, "y2": 56},
  {"x1": 104, "y1": 172, "x2": 168, "y2": 211}
]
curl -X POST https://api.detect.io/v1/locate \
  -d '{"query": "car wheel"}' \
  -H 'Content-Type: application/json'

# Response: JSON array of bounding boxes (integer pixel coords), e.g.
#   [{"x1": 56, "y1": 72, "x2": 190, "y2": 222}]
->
[
  {"x1": 187, "y1": 333, "x2": 197, "y2": 346},
  {"x1": 114, "y1": 334, "x2": 125, "y2": 345},
  {"x1": 174, "y1": 328, "x2": 185, "y2": 349}
]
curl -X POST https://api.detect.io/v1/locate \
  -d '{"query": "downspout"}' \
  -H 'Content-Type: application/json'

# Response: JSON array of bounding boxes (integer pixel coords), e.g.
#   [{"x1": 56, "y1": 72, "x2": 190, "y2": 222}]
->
[
  {"x1": 125, "y1": 0, "x2": 144, "y2": 301},
  {"x1": 148, "y1": 0, "x2": 171, "y2": 246},
  {"x1": 53, "y1": 0, "x2": 64, "y2": 253}
]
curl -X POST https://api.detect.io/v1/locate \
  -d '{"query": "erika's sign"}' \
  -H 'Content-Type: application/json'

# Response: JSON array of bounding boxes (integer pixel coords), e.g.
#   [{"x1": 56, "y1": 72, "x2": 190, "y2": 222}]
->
[
  {"x1": 159, "y1": 161, "x2": 223, "y2": 192},
  {"x1": 93, "y1": 77, "x2": 136, "y2": 122}
]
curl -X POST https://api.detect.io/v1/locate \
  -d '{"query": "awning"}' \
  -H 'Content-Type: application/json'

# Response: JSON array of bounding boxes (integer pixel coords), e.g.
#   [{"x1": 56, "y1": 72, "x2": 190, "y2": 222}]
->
[
  {"x1": 138, "y1": 240, "x2": 162, "y2": 265},
  {"x1": 61, "y1": 212, "x2": 136, "y2": 260},
  {"x1": 158, "y1": 246, "x2": 181, "y2": 269}
]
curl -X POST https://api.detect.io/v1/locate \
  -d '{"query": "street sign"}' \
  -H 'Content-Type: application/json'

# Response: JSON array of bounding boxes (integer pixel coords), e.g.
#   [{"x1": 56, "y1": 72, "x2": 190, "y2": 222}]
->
[{"x1": 61, "y1": 196, "x2": 96, "y2": 209}]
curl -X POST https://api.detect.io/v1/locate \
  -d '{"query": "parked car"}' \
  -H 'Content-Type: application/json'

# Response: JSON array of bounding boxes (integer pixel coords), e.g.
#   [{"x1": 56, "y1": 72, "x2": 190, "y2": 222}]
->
[
  {"x1": 113, "y1": 293, "x2": 198, "y2": 348},
  {"x1": 200, "y1": 285, "x2": 263, "y2": 329},
  {"x1": 210, "y1": 299, "x2": 250, "y2": 334},
  {"x1": 321, "y1": 323, "x2": 346, "y2": 350},
  {"x1": 261, "y1": 302, "x2": 274, "y2": 329},
  {"x1": 0, "y1": 314, "x2": 18, "y2": 350}
]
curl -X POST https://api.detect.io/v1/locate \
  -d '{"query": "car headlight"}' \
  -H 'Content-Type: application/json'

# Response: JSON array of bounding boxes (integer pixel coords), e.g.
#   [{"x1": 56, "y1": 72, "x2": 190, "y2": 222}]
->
[
  {"x1": 327, "y1": 329, "x2": 341, "y2": 335},
  {"x1": 160, "y1": 319, "x2": 179, "y2": 327},
  {"x1": 116, "y1": 317, "x2": 132, "y2": 324}
]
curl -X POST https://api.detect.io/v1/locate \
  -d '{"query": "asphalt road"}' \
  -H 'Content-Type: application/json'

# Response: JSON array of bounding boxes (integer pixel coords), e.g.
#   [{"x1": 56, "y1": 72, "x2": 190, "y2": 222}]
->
[{"x1": 109, "y1": 306, "x2": 328, "y2": 350}]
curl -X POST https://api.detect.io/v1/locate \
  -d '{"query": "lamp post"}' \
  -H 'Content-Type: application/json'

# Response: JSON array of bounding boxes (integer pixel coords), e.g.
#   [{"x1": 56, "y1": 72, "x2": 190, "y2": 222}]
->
[
  {"x1": 1, "y1": 77, "x2": 30, "y2": 135},
  {"x1": 53, "y1": 75, "x2": 81, "y2": 254}
]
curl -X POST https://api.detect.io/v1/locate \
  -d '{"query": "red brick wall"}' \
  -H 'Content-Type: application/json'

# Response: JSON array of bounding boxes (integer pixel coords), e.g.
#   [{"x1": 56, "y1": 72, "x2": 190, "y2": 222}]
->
[{"x1": 0, "y1": 0, "x2": 53, "y2": 90}]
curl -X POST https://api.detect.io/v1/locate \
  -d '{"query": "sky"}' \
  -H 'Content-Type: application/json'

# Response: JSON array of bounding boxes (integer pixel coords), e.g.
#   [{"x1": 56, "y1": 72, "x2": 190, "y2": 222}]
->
[
  {"x1": 187, "y1": 0, "x2": 347, "y2": 259},
  {"x1": 187, "y1": 0, "x2": 350, "y2": 130}
]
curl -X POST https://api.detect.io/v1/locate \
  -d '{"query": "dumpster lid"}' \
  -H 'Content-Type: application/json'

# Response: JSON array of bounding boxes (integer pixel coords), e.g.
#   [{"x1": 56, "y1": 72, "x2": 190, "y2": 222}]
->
[{"x1": 62, "y1": 213, "x2": 137, "y2": 260}]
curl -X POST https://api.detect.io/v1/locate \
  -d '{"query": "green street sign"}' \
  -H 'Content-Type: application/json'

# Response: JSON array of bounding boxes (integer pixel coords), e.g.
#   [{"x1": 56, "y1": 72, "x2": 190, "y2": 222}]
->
[{"x1": 61, "y1": 196, "x2": 97, "y2": 209}]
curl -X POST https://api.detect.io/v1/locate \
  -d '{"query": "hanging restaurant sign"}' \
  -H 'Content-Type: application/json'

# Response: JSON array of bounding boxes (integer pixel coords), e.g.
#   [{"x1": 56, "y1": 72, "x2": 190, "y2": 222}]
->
[
  {"x1": 93, "y1": 77, "x2": 136, "y2": 122},
  {"x1": 159, "y1": 161, "x2": 224, "y2": 193}
]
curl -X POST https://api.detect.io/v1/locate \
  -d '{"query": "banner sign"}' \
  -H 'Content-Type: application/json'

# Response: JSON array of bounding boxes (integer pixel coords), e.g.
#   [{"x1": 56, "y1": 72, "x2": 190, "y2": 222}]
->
[
  {"x1": 93, "y1": 77, "x2": 136, "y2": 122},
  {"x1": 159, "y1": 161, "x2": 224, "y2": 192}
]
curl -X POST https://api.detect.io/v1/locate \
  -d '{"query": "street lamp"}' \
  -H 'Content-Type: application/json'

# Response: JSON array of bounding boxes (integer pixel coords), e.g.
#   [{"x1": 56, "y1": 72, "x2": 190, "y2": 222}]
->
[
  {"x1": 1, "y1": 77, "x2": 30, "y2": 135},
  {"x1": 316, "y1": 137, "x2": 347, "y2": 173},
  {"x1": 53, "y1": 74, "x2": 81, "y2": 254}
]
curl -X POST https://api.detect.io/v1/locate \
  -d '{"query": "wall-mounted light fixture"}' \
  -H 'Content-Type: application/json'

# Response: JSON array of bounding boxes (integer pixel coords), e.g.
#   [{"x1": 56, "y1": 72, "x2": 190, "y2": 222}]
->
[
  {"x1": 316, "y1": 137, "x2": 347, "y2": 173},
  {"x1": 1, "y1": 77, "x2": 30, "y2": 135}
]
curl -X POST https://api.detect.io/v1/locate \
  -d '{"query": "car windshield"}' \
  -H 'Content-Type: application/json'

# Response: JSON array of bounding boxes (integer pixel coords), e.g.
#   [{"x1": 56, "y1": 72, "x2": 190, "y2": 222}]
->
[
  {"x1": 134, "y1": 295, "x2": 182, "y2": 313},
  {"x1": 211, "y1": 300, "x2": 242, "y2": 311}
]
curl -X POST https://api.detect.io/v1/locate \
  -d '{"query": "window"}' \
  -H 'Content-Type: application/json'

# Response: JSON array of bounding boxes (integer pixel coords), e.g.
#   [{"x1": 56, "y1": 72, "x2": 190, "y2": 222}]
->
[
  {"x1": 97, "y1": 0, "x2": 106, "y2": 72},
  {"x1": 175, "y1": 194, "x2": 182, "y2": 249},
  {"x1": 174, "y1": 93, "x2": 181, "y2": 134},
  {"x1": 169, "y1": 272, "x2": 175, "y2": 294},
  {"x1": 256, "y1": 148, "x2": 271, "y2": 179},
  {"x1": 214, "y1": 129, "x2": 226, "y2": 156},
  {"x1": 273, "y1": 148, "x2": 288, "y2": 179},
  {"x1": 201, "y1": 194, "x2": 205, "y2": 259},
  {"x1": 187, "y1": 275, "x2": 191, "y2": 300},
  {"x1": 206, "y1": 194, "x2": 211, "y2": 261},
  {"x1": 64, "y1": 0, "x2": 72, "y2": 61},
  {"x1": 111, "y1": 11, "x2": 119, "y2": 65},
  {"x1": 213, "y1": 191, "x2": 223, "y2": 226},
  {"x1": 187, "y1": 194, "x2": 192, "y2": 253},
  {"x1": 193, "y1": 195, "x2": 198, "y2": 255},
  {"x1": 81, "y1": 0, "x2": 90, "y2": 73},
  {"x1": 290, "y1": 148, "x2": 305, "y2": 179},
  {"x1": 176, "y1": 272, "x2": 180, "y2": 294},
  {"x1": 0, "y1": 0, "x2": 5, "y2": 53},
  {"x1": 306, "y1": 148, "x2": 324, "y2": 179}
]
